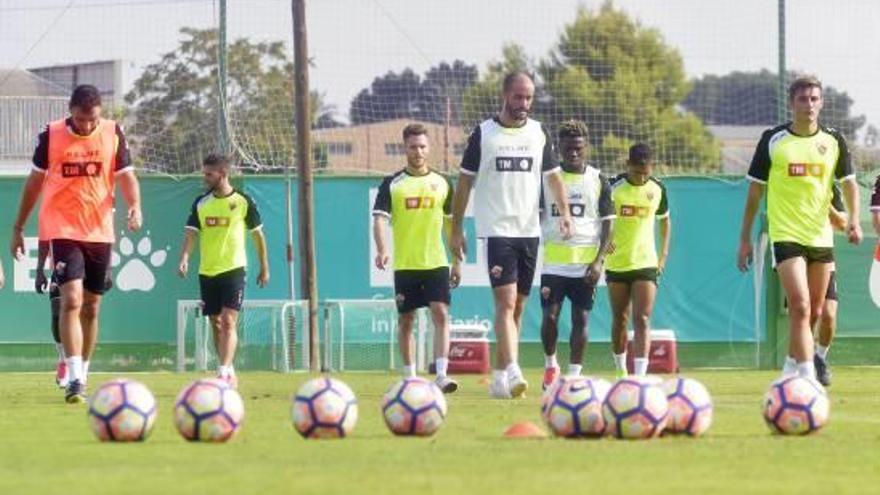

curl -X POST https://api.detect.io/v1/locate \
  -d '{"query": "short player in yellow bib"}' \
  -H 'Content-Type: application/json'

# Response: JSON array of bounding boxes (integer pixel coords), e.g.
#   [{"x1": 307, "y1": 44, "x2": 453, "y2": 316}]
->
[
  {"x1": 177, "y1": 154, "x2": 270, "y2": 389},
  {"x1": 372, "y1": 123, "x2": 461, "y2": 394},
  {"x1": 738, "y1": 76, "x2": 862, "y2": 381},
  {"x1": 606, "y1": 144, "x2": 671, "y2": 378},
  {"x1": 538, "y1": 121, "x2": 614, "y2": 389}
]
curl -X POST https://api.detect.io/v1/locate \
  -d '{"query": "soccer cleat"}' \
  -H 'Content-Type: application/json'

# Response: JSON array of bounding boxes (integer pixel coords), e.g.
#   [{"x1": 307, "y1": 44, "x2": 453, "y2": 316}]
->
[
  {"x1": 64, "y1": 380, "x2": 87, "y2": 404},
  {"x1": 508, "y1": 375, "x2": 528, "y2": 398},
  {"x1": 542, "y1": 366, "x2": 559, "y2": 391},
  {"x1": 489, "y1": 378, "x2": 511, "y2": 399},
  {"x1": 615, "y1": 369, "x2": 629, "y2": 380},
  {"x1": 55, "y1": 361, "x2": 69, "y2": 389},
  {"x1": 435, "y1": 375, "x2": 459, "y2": 394},
  {"x1": 814, "y1": 354, "x2": 832, "y2": 387}
]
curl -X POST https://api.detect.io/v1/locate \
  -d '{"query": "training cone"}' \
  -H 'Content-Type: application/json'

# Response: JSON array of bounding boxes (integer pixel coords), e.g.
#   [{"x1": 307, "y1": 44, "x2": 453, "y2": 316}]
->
[
  {"x1": 477, "y1": 376, "x2": 491, "y2": 386},
  {"x1": 503, "y1": 421, "x2": 548, "y2": 439}
]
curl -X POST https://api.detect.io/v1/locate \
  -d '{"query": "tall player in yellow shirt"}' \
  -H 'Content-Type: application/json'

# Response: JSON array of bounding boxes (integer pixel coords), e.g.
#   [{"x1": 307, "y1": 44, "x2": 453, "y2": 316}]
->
[
  {"x1": 373, "y1": 123, "x2": 461, "y2": 393},
  {"x1": 178, "y1": 154, "x2": 270, "y2": 389},
  {"x1": 738, "y1": 76, "x2": 861, "y2": 381}
]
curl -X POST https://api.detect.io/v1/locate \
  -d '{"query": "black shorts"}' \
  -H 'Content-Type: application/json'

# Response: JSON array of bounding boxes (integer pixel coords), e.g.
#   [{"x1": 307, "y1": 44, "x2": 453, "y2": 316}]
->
[
  {"x1": 540, "y1": 274, "x2": 597, "y2": 310},
  {"x1": 825, "y1": 271, "x2": 838, "y2": 301},
  {"x1": 772, "y1": 242, "x2": 834, "y2": 267},
  {"x1": 394, "y1": 267, "x2": 450, "y2": 314},
  {"x1": 199, "y1": 267, "x2": 246, "y2": 316},
  {"x1": 486, "y1": 237, "x2": 539, "y2": 295},
  {"x1": 605, "y1": 268, "x2": 659, "y2": 285},
  {"x1": 50, "y1": 239, "x2": 113, "y2": 295}
]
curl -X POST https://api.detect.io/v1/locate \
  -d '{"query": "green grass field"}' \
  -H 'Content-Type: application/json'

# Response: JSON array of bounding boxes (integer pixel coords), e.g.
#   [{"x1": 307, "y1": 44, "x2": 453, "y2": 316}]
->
[{"x1": 1, "y1": 369, "x2": 879, "y2": 495}]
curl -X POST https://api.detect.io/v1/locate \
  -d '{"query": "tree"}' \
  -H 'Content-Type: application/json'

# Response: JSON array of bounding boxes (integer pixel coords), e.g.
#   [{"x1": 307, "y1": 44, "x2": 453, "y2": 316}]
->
[
  {"x1": 125, "y1": 27, "x2": 336, "y2": 173},
  {"x1": 683, "y1": 69, "x2": 866, "y2": 140},
  {"x1": 538, "y1": 3, "x2": 718, "y2": 170},
  {"x1": 461, "y1": 44, "x2": 537, "y2": 127},
  {"x1": 461, "y1": 3, "x2": 719, "y2": 171},
  {"x1": 349, "y1": 60, "x2": 478, "y2": 125}
]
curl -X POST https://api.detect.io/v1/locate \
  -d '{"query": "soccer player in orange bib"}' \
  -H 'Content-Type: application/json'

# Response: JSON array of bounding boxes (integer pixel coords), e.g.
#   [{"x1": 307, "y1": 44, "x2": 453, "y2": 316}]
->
[{"x1": 10, "y1": 85, "x2": 142, "y2": 403}]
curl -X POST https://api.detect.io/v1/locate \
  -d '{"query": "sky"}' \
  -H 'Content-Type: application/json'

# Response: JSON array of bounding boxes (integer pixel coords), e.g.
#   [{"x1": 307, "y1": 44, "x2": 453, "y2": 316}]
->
[{"x1": 1, "y1": 0, "x2": 878, "y2": 140}]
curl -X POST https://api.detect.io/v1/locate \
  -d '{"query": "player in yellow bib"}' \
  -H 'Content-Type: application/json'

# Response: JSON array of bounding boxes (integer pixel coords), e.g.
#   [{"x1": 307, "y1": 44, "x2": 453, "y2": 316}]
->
[
  {"x1": 606, "y1": 144, "x2": 670, "y2": 378},
  {"x1": 539, "y1": 121, "x2": 614, "y2": 388},
  {"x1": 372, "y1": 123, "x2": 461, "y2": 393},
  {"x1": 177, "y1": 154, "x2": 270, "y2": 389},
  {"x1": 738, "y1": 76, "x2": 862, "y2": 381}
]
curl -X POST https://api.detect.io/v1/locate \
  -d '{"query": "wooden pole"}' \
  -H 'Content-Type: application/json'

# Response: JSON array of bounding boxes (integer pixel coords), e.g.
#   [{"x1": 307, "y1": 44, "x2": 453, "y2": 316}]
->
[{"x1": 292, "y1": 0, "x2": 319, "y2": 372}]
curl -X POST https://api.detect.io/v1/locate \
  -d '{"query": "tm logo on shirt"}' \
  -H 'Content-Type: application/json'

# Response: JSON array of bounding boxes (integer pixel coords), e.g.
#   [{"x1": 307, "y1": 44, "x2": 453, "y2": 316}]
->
[
  {"x1": 788, "y1": 163, "x2": 825, "y2": 177},
  {"x1": 61, "y1": 161, "x2": 103, "y2": 178},
  {"x1": 619, "y1": 205, "x2": 650, "y2": 218},
  {"x1": 551, "y1": 203, "x2": 587, "y2": 217},
  {"x1": 495, "y1": 156, "x2": 533, "y2": 172},
  {"x1": 405, "y1": 196, "x2": 437, "y2": 209},
  {"x1": 205, "y1": 216, "x2": 231, "y2": 227}
]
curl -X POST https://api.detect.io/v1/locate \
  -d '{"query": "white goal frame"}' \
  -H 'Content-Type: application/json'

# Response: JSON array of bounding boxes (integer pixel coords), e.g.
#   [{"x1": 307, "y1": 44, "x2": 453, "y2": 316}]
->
[{"x1": 176, "y1": 299, "x2": 307, "y2": 373}]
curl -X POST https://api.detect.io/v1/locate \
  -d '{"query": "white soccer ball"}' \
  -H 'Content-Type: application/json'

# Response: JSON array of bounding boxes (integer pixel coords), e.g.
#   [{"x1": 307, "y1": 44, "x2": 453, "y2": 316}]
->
[
  {"x1": 544, "y1": 376, "x2": 606, "y2": 438},
  {"x1": 174, "y1": 378, "x2": 244, "y2": 442},
  {"x1": 381, "y1": 377, "x2": 447, "y2": 436},
  {"x1": 763, "y1": 376, "x2": 829, "y2": 435},
  {"x1": 88, "y1": 379, "x2": 157, "y2": 442},
  {"x1": 291, "y1": 377, "x2": 358, "y2": 439},
  {"x1": 662, "y1": 377, "x2": 713, "y2": 436},
  {"x1": 603, "y1": 376, "x2": 668, "y2": 439}
]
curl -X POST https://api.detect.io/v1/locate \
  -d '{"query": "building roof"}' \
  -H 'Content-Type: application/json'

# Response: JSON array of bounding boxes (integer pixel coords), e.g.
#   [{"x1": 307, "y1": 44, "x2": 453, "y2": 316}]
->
[
  {"x1": 312, "y1": 119, "x2": 467, "y2": 174},
  {"x1": 0, "y1": 68, "x2": 68, "y2": 97}
]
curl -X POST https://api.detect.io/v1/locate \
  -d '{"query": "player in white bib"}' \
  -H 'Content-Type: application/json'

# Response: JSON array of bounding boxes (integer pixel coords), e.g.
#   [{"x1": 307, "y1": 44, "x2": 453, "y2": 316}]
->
[
  {"x1": 451, "y1": 71, "x2": 572, "y2": 399},
  {"x1": 539, "y1": 120, "x2": 614, "y2": 389}
]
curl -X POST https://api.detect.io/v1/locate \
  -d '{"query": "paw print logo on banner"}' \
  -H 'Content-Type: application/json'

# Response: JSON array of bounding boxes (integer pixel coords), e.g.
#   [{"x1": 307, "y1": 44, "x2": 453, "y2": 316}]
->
[{"x1": 112, "y1": 232, "x2": 168, "y2": 292}]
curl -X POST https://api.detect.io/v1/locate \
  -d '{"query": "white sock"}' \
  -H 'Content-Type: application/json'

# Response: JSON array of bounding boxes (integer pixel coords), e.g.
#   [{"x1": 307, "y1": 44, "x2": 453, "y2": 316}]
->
[
  {"x1": 82, "y1": 360, "x2": 90, "y2": 383},
  {"x1": 218, "y1": 365, "x2": 230, "y2": 378},
  {"x1": 816, "y1": 345, "x2": 829, "y2": 360},
  {"x1": 55, "y1": 343, "x2": 66, "y2": 361},
  {"x1": 796, "y1": 360, "x2": 816, "y2": 380},
  {"x1": 544, "y1": 354, "x2": 558, "y2": 369},
  {"x1": 782, "y1": 356, "x2": 797, "y2": 375},
  {"x1": 66, "y1": 356, "x2": 83, "y2": 383},
  {"x1": 492, "y1": 369, "x2": 506, "y2": 384},
  {"x1": 505, "y1": 362, "x2": 522, "y2": 380},
  {"x1": 613, "y1": 352, "x2": 627, "y2": 372},
  {"x1": 228, "y1": 364, "x2": 236, "y2": 377},
  {"x1": 435, "y1": 357, "x2": 449, "y2": 377},
  {"x1": 402, "y1": 364, "x2": 416, "y2": 377},
  {"x1": 567, "y1": 364, "x2": 582, "y2": 376},
  {"x1": 633, "y1": 357, "x2": 649, "y2": 376}
]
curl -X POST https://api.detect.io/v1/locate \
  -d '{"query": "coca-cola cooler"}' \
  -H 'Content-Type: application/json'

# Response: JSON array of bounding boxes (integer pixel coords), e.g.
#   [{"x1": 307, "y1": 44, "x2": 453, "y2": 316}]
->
[
  {"x1": 447, "y1": 324, "x2": 491, "y2": 374},
  {"x1": 625, "y1": 329, "x2": 678, "y2": 374}
]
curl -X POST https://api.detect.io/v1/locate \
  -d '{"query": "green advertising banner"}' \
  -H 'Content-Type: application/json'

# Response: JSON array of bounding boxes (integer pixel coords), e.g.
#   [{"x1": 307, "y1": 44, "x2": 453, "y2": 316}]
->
[{"x1": 0, "y1": 174, "x2": 877, "y2": 370}]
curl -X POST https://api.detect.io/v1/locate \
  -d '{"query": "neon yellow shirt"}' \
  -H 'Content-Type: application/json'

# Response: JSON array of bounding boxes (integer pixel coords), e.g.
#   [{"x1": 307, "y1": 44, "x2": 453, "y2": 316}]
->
[
  {"x1": 605, "y1": 174, "x2": 669, "y2": 272},
  {"x1": 747, "y1": 124, "x2": 853, "y2": 248},
  {"x1": 373, "y1": 169, "x2": 452, "y2": 271},
  {"x1": 186, "y1": 189, "x2": 262, "y2": 276}
]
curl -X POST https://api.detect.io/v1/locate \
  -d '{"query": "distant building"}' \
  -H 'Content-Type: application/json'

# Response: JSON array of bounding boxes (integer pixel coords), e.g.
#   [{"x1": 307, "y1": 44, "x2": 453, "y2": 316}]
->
[
  {"x1": 311, "y1": 119, "x2": 467, "y2": 175},
  {"x1": 707, "y1": 125, "x2": 765, "y2": 174},
  {"x1": 0, "y1": 69, "x2": 68, "y2": 174},
  {"x1": 29, "y1": 60, "x2": 125, "y2": 108},
  {"x1": 0, "y1": 61, "x2": 126, "y2": 175}
]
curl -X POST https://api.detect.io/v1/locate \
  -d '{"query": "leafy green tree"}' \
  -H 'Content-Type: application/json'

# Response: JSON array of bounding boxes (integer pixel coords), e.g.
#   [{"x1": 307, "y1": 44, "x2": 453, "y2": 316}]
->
[
  {"x1": 539, "y1": 3, "x2": 718, "y2": 170},
  {"x1": 462, "y1": 3, "x2": 719, "y2": 171},
  {"x1": 125, "y1": 27, "x2": 336, "y2": 173},
  {"x1": 349, "y1": 60, "x2": 478, "y2": 125}
]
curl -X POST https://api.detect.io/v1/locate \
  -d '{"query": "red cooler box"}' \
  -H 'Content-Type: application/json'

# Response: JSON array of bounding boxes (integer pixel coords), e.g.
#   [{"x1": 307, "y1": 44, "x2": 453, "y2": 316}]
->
[
  {"x1": 625, "y1": 329, "x2": 678, "y2": 374},
  {"x1": 447, "y1": 324, "x2": 491, "y2": 374}
]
